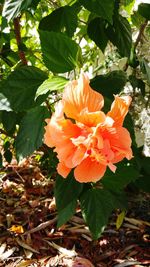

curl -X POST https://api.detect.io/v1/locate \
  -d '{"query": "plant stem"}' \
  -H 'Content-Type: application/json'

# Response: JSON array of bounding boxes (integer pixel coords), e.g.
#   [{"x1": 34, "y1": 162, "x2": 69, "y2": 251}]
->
[{"x1": 13, "y1": 17, "x2": 28, "y2": 65}]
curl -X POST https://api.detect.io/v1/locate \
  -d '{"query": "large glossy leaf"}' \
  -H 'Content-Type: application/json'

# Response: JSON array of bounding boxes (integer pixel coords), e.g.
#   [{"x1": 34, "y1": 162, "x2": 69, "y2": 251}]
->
[
  {"x1": 36, "y1": 76, "x2": 68, "y2": 98},
  {"x1": 87, "y1": 17, "x2": 108, "y2": 52},
  {"x1": 15, "y1": 106, "x2": 49, "y2": 161},
  {"x1": 39, "y1": 31, "x2": 79, "y2": 73},
  {"x1": 1, "y1": 66, "x2": 47, "y2": 112},
  {"x1": 106, "y1": 15, "x2": 132, "y2": 57},
  {"x1": 80, "y1": 0, "x2": 114, "y2": 23},
  {"x1": 2, "y1": 0, "x2": 32, "y2": 21},
  {"x1": 80, "y1": 188, "x2": 123, "y2": 239},
  {"x1": 55, "y1": 173, "x2": 83, "y2": 226},
  {"x1": 90, "y1": 70, "x2": 127, "y2": 99},
  {"x1": 39, "y1": 6, "x2": 78, "y2": 37},
  {"x1": 138, "y1": 3, "x2": 150, "y2": 20},
  {"x1": 102, "y1": 162, "x2": 139, "y2": 192}
]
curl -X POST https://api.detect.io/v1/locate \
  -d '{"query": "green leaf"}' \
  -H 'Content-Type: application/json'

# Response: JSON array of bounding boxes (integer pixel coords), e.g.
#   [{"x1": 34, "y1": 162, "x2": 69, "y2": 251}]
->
[
  {"x1": 36, "y1": 76, "x2": 68, "y2": 98},
  {"x1": 80, "y1": 188, "x2": 121, "y2": 239},
  {"x1": 129, "y1": 75, "x2": 145, "y2": 96},
  {"x1": 2, "y1": 0, "x2": 32, "y2": 21},
  {"x1": 55, "y1": 172, "x2": 83, "y2": 227},
  {"x1": 1, "y1": 66, "x2": 48, "y2": 112},
  {"x1": 39, "y1": 31, "x2": 79, "y2": 73},
  {"x1": 106, "y1": 14, "x2": 132, "y2": 57},
  {"x1": 0, "y1": 153, "x2": 2, "y2": 168},
  {"x1": 80, "y1": 0, "x2": 114, "y2": 23},
  {"x1": 57, "y1": 199, "x2": 77, "y2": 227},
  {"x1": 4, "y1": 150, "x2": 12, "y2": 163},
  {"x1": 138, "y1": 3, "x2": 150, "y2": 20},
  {"x1": 142, "y1": 60, "x2": 150, "y2": 85},
  {"x1": 2, "y1": 111, "x2": 17, "y2": 132},
  {"x1": 87, "y1": 17, "x2": 108, "y2": 52},
  {"x1": 90, "y1": 70, "x2": 127, "y2": 99},
  {"x1": 15, "y1": 106, "x2": 49, "y2": 161},
  {"x1": 55, "y1": 173, "x2": 83, "y2": 211},
  {"x1": 39, "y1": 6, "x2": 78, "y2": 37},
  {"x1": 102, "y1": 162, "x2": 139, "y2": 192}
]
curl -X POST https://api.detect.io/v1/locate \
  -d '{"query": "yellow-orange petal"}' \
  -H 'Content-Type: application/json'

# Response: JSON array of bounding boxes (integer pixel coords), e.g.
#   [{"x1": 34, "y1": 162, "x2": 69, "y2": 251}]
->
[
  {"x1": 74, "y1": 157, "x2": 106, "y2": 183},
  {"x1": 107, "y1": 95, "x2": 132, "y2": 127},
  {"x1": 57, "y1": 162, "x2": 71, "y2": 178},
  {"x1": 109, "y1": 127, "x2": 133, "y2": 162},
  {"x1": 78, "y1": 109, "x2": 106, "y2": 127},
  {"x1": 63, "y1": 73, "x2": 104, "y2": 122}
]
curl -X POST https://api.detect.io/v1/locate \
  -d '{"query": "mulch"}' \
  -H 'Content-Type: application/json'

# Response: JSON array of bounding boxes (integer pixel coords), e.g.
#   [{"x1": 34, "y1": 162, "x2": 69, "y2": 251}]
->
[{"x1": 0, "y1": 159, "x2": 150, "y2": 267}]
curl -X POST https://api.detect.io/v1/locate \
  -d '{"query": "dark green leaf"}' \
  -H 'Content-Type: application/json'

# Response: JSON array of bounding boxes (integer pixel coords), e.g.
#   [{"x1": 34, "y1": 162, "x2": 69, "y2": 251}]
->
[
  {"x1": 55, "y1": 172, "x2": 82, "y2": 229},
  {"x1": 57, "y1": 199, "x2": 77, "y2": 227},
  {"x1": 39, "y1": 31, "x2": 79, "y2": 73},
  {"x1": 80, "y1": 0, "x2": 114, "y2": 23},
  {"x1": 15, "y1": 106, "x2": 49, "y2": 161},
  {"x1": 106, "y1": 15, "x2": 132, "y2": 57},
  {"x1": 0, "y1": 154, "x2": 2, "y2": 168},
  {"x1": 102, "y1": 162, "x2": 139, "y2": 192},
  {"x1": 90, "y1": 70, "x2": 127, "y2": 99},
  {"x1": 80, "y1": 188, "x2": 121, "y2": 239},
  {"x1": 55, "y1": 172, "x2": 83, "y2": 211},
  {"x1": 36, "y1": 76, "x2": 68, "y2": 98},
  {"x1": 138, "y1": 3, "x2": 150, "y2": 20},
  {"x1": 1, "y1": 66, "x2": 48, "y2": 112},
  {"x1": 2, "y1": 0, "x2": 32, "y2": 21},
  {"x1": 39, "y1": 6, "x2": 78, "y2": 37},
  {"x1": 87, "y1": 17, "x2": 108, "y2": 52},
  {"x1": 2, "y1": 111, "x2": 17, "y2": 132},
  {"x1": 4, "y1": 150, "x2": 12, "y2": 163},
  {"x1": 129, "y1": 75, "x2": 145, "y2": 96}
]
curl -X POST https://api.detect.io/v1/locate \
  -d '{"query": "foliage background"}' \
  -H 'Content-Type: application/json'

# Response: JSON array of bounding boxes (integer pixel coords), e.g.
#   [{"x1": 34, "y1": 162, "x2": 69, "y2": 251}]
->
[{"x1": 0, "y1": 0, "x2": 150, "y2": 239}]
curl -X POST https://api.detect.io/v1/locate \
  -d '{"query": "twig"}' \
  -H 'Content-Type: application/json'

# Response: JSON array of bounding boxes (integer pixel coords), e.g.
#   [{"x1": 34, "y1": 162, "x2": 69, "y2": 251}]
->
[
  {"x1": 134, "y1": 20, "x2": 148, "y2": 49},
  {"x1": 23, "y1": 216, "x2": 57, "y2": 235},
  {"x1": 13, "y1": 17, "x2": 27, "y2": 65}
]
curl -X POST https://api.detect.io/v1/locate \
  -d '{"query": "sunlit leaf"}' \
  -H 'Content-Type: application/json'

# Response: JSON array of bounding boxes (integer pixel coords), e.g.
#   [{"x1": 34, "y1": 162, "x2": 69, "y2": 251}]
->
[
  {"x1": 2, "y1": 0, "x2": 32, "y2": 21},
  {"x1": 39, "y1": 31, "x2": 79, "y2": 73}
]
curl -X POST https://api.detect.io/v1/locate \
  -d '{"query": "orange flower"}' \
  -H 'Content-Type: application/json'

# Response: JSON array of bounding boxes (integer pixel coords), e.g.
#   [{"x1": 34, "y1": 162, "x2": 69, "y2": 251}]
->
[{"x1": 44, "y1": 73, "x2": 133, "y2": 183}]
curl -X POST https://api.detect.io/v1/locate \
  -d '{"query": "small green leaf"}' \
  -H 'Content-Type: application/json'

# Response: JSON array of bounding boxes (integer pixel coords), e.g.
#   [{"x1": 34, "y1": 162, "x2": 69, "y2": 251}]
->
[
  {"x1": 0, "y1": 154, "x2": 2, "y2": 168},
  {"x1": 39, "y1": 6, "x2": 78, "y2": 37},
  {"x1": 39, "y1": 31, "x2": 79, "y2": 73},
  {"x1": 36, "y1": 76, "x2": 68, "y2": 98},
  {"x1": 2, "y1": 111, "x2": 17, "y2": 132},
  {"x1": 57, "y1": 199, "x2": 77, "y2": 227},
  {"x1": 4, "y1": 150, "x2": 12, "y2": 163},
  {"x1": 116, "y1": 210, "x2": 126, "y2": 230},
  {"x1": 55, "y1": 173, "x2": 83, "y2": 211},
  {"x1": 90, "y1": 70, "x2": 127, "y2": 99},
  {"x1": 15, "y1": 106, "x2": 49, "y2": 161},
  {"x1": 102, "y1": 162, "x2": 139, "y2": 192},
  {"x1": 106, "y1": 14, "x2": 132, "y2": 57},
  {"x1": 55, "y1": 173, "x2": 83, "y2": 227},
  {"x1": 138, "y1": 3, "x2": 150, "y2": 20},
  {"x1": 1, "y1": 66, "x2": 48, "y2": 112},
  {"x1": 80, "y1": 188, "x2": 121, "y2": 239},
  {"x1": 80, "y1": 0, "x2": 114, "y2": 23},
  {"x1": 87, "y1": 17, "x2": 108, "y2": 52},
  {"x1": 129, "y1": 75, "x2": 145, "y2": 96},
  {"x1": 2, "y1": 0, "x2": 32, "y2": 21}
]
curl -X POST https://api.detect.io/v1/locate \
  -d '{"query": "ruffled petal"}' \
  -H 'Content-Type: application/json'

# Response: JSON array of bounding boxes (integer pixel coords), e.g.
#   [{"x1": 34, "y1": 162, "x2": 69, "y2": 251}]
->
[
  {"x1": 107, "y1": 95, "x2": 132, "y2": 126},
  {"x1": 108, "y1": 127, "x2": 133, "y2": 162},
  {"x1": 57, "y1": 162, "x2": 71, "y2": 178},
  {"x1": 63, "y1": 73, "x2": 104, "y2": 123},
  {"x1": 74, "y1": 157, "x2": 106, "y2": 183}
]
